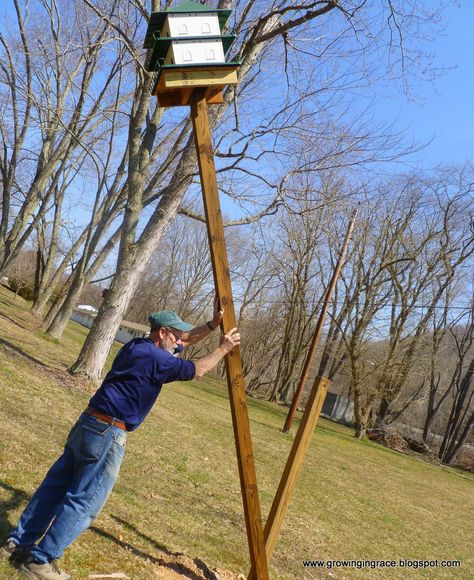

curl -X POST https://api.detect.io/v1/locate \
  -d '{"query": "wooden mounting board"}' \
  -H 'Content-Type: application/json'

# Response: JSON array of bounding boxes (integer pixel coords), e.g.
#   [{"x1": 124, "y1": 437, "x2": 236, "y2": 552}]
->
[
  {"x1": 155, "y1": 86, "x2": 224, "y2": 107},
  {"x1": 152, "y1": 65, "x2": 238, "y2": 107},
  {"x1": 154, "y1": 65, "x2": 238, "y2": 90}
]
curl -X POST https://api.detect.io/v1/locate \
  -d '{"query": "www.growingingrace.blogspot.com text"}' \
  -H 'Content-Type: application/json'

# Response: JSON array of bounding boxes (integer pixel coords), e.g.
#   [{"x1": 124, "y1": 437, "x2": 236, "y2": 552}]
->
[{"x1": 302, "y1": 559, "x2": 462, "y2": 571}]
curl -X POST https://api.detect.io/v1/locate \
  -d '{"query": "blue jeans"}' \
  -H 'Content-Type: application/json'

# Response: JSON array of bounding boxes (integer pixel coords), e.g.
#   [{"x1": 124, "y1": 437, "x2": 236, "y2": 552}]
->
[{"x1": 10, "y1": 413, "x2": 126, "y2": 563}]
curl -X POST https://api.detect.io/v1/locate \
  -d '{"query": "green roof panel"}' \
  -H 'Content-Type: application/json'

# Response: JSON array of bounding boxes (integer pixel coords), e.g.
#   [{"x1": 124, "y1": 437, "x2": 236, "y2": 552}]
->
[
  {"x1": 171, "y1": 1, "x2": 218, "y2": 13},
  {"x1": 144, "y1": 1, "x2": 232, "y2": 48}
]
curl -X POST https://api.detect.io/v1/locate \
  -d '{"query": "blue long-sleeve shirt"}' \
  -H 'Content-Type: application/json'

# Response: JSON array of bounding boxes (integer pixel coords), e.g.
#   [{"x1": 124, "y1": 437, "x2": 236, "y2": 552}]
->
[{"x1": 89, "y1": 338, "x2": 195, "y2": 431}]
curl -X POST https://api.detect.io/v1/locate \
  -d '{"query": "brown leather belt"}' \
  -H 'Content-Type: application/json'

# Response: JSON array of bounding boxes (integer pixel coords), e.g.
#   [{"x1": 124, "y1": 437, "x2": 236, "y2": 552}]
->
[{"x1": 85, "y1": 406, "x2": 127, "y2": 431}]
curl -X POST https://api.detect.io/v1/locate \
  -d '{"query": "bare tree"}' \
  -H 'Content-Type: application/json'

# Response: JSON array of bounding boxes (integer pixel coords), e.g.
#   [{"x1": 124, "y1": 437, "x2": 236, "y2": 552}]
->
[
  {"x1": 5, "y1": 249, "x2": 37, "y2": 300},
  {"x1": 374, "y1": 177, "x2": 474, "y2": 426},
  {"x1": 0, "y1": 0, "x2": 130, "y2": 274},
  {"x1": 232, "y1": 226, "x2": 283, "y2": 391},
  {"x1": 415, "y1": 290, "x2": 466, "y2": 443},
  {"x1": 336, "y1": 199, "x2": 395, "y2": 438},
  {"x1": 266, "y1": 196, "x2": 332, "y2": 402},
  {"x1": 124, "y1": 217, "x2": 214, "y2": 325},
  {"x1": 437, "y1": 300, "x2": 474, "y2": 464},
  {"x1": 296, "y1": 168, "x2": 472, "y2": 439}
]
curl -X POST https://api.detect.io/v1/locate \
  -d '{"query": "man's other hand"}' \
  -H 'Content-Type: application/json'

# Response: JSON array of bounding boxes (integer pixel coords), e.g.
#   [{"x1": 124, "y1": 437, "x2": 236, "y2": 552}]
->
[{"x1": 211, "y1": 295, "x2": 224, "y2": 329}]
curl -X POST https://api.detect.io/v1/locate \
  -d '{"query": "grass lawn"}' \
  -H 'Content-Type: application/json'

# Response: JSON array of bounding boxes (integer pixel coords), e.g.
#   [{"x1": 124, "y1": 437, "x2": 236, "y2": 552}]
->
[{"x1": 0, "y1": 284, "x2": 473, "y2": 579}]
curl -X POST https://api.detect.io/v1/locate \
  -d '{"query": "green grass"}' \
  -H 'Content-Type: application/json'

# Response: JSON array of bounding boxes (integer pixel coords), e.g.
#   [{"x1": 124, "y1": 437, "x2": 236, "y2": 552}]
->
[{"x1": 0, "y1": 285, "x2": 473, "y2": 579}]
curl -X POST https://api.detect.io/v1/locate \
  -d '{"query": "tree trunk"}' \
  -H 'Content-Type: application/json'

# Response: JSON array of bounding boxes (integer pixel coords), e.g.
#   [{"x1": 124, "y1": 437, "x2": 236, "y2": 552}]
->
[
  {"x1": 33, "y1": 245, "x2": 45, "y2": 305},
  {"x1": 47, "y1": 273, "x2": 87, "y2": 339},
  {"x1": 68, "y1": 254, "x2": 143, "y2": 381},
  {"x1": 42, "y1": 281, "x2": 72, "y2": 330},
  {"x1": 351, "y1": 356, "x2": 371, "y2": 439},
  {"x1": 280, "y1": 380, "x2": 294, "y2": 404},
  {"x1": 32, "y1": 192, "x2": 63, "y2": 314},
  {"x1": 69, "y1": 176, "x2": 189, "y2": 380},
  {"x1": 438, "y1": 357, "x2": 474, "y2": 461},
  {"x1": 442, "y1": 412, "x2": 474, "y2": 465},
  {"x1": 353, "y1": 394, "x2": 370, "y2": 440},
  {"x1": 375, "y1": 398, "x2": 391, "y2": 427},
  {"x1": 354, "y1": 423, "x2": 367, "y2": 439},
  {"x1": 422, "y1": 412, "x2": 434, "y2": 445},
  {"x1": 32, "y1": 277, "x2": 58, "y2": 318}
]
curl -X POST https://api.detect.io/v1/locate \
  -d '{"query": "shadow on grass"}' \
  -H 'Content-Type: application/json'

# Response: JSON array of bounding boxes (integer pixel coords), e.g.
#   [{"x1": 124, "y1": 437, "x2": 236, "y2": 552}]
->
[
  {"x1": 0, "y1": 312, "x2": 27, "y2": 331},
  {"x1": 0, "y1": 480, "x2": 30, "y2": 540},
  {"x1": 91, "y1": 515, "x2": 218, "y2": 579},
  {"x1": 0, "y1": 481, "x2": 217, "y2": 578},
  {"x1": 0, "y1": 294, "x2": 25, "y2": 309},
  {"x1": 178, "y1": 389, "x2": 230, "y2": 413},
  {"x1": 0, "y1": 337, "x2": 49, "y2": 368}
]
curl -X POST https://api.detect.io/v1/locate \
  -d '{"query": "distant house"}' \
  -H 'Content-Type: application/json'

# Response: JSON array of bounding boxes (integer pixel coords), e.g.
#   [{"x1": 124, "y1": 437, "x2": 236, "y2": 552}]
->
[
  {"x1": 115, "y1": 320, "x2": 150, "y2": 344},
  {"x1": 76, "y1": 304, "x2": 98, "y2": 313},
  {"x1": 321, "y1": 392, "x2": 354, "y2": 426},
  {"x1": 71, "y1": 306, "x2": 149, "y2": 345}
]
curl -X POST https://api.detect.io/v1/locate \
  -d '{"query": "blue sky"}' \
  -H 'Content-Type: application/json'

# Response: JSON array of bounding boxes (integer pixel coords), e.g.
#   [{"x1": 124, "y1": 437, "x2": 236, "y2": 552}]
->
[{"x1": 374, "y1": 2, "x2": 473, "y2": 169}]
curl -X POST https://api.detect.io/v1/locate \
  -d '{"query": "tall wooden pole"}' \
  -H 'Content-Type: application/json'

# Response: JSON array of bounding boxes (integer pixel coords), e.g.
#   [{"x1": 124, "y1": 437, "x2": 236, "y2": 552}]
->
[
  {"x1": 282, "y1": 210, "x2": 357, "y2": 433},
  {"x1": 248, "y1": 376, "x2": 330, "y2": 579},
  {"x1": 190, "y1": 90, "x2": 269, "y2": 580}
]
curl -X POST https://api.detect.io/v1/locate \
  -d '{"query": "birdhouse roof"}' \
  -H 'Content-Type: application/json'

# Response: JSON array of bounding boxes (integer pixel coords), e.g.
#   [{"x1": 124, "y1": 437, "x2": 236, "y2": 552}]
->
[{"x1": 144, "y1": 1, "x2": 232, "y2": 48}]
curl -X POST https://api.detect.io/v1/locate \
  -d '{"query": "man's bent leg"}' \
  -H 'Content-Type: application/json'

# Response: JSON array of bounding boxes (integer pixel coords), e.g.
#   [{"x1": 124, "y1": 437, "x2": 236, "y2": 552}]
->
[
  {"x1": 10, "y1": 424, "x2": 78, "y2": 548},
  {"x1": 30, "y1": 416, "x2": 126, "y2": 563}
]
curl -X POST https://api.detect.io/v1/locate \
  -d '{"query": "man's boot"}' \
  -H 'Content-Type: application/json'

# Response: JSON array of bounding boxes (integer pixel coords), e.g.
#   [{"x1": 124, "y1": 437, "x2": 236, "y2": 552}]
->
[
  {"x1": 20, "y1": 557, "x2": 72, "y2": 579},
  {"x1": 0, "y1": 538, "x2": 28, "y2": 563},
  {"x1": 0, "y1": 539, "x2": 17, "y2": 560}
]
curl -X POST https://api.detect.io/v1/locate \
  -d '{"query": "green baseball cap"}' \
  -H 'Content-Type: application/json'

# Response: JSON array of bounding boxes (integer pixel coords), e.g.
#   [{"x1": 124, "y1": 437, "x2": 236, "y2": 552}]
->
[{"x1": 148, "y1": 310, "x2": 193, "y2": 332}]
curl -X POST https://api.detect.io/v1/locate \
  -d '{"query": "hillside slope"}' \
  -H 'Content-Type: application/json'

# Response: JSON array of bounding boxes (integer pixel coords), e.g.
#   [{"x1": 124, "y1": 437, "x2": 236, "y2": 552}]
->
[{"x1": 0, "y1": 285, "x2": 473, "y2": 579}]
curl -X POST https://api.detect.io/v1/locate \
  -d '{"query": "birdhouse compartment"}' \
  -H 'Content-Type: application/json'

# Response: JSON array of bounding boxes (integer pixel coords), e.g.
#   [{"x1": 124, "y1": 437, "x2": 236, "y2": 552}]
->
[
  {"x1": 165, "y1": 38, "x2": 225, "y2": 66},
  {"x1": 161, "y1": 13, "x2": 221, "y2": 38}
]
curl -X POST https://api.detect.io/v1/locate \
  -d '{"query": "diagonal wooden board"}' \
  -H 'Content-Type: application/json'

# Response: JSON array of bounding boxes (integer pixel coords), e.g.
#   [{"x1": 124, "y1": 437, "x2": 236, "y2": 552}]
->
[
  {"x1": 248, "y1": 375, "x2": 330, "y2": 579},
  {"x1": 190, "y1": 90, "x2": 270, "y2": 580}
]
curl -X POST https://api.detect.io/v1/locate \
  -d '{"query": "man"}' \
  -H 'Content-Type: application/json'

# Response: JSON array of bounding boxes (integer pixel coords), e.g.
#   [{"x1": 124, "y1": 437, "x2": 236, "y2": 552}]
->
[{"x1": 1, "y1": 303, "x2": 239, "y2": 579}]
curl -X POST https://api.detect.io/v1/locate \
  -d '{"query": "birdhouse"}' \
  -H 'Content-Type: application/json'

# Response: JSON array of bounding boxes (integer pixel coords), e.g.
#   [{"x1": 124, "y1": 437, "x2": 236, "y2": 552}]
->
[{"x1": 144, "y1": 0, "x2": 239, "y2": 107}]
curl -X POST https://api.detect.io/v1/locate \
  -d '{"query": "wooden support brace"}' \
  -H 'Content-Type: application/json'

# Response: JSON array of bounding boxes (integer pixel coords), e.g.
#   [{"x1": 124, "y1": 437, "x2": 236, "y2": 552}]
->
[
  {"x1": 248, "y1": 376, "x2": 330, "y2": 579},
  {"x1": 190, "y1": 89, "x2": 269, "y2": 580}
]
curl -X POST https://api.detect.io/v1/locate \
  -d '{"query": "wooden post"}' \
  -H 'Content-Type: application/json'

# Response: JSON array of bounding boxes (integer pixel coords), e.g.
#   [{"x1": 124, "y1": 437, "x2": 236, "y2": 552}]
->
[
  {"x1": 248, "y1": 376, "x2": 330, "y2": 579},
  {"x1": 190, "y1": 90, "x2": 269, "y2": 580},
  {"x1": 282, "y1": 211, "x2": 357, "y2": 433}
]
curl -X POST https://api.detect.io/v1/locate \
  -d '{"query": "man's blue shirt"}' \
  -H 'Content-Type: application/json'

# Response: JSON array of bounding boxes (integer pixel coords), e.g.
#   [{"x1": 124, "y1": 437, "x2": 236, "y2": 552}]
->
[{"x1": 89, "y1": 338, "x2": 195, "y2": 431}]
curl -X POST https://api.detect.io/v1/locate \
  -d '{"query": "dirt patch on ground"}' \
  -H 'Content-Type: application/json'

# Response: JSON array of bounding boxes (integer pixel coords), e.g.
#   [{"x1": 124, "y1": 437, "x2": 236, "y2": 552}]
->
[
  {"x1": 86, "y1": 524, "x2": 246, "y2": 580},
  {"x1": 146, "y1": 553, "x2": 243, "y2": 579},
  {"x1": 86, "y1": 549, "x2": 244, "y2": 579}
]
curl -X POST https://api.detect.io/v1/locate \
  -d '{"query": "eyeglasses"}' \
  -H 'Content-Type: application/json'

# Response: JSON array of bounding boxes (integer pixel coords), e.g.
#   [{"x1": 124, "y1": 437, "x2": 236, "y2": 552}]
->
[{"x1": 166, "y1": 328, "x2": 183, "y2": 342}]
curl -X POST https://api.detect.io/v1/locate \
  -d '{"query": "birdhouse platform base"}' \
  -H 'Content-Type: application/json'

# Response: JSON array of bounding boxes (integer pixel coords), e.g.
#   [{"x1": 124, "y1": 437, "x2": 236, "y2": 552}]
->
[
  {"x1": 153, "y1": 64, "x2": 238, "y2": 107},
  {"x1": 155, "y1": 86, "x2": 224, "y2": 107}
]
